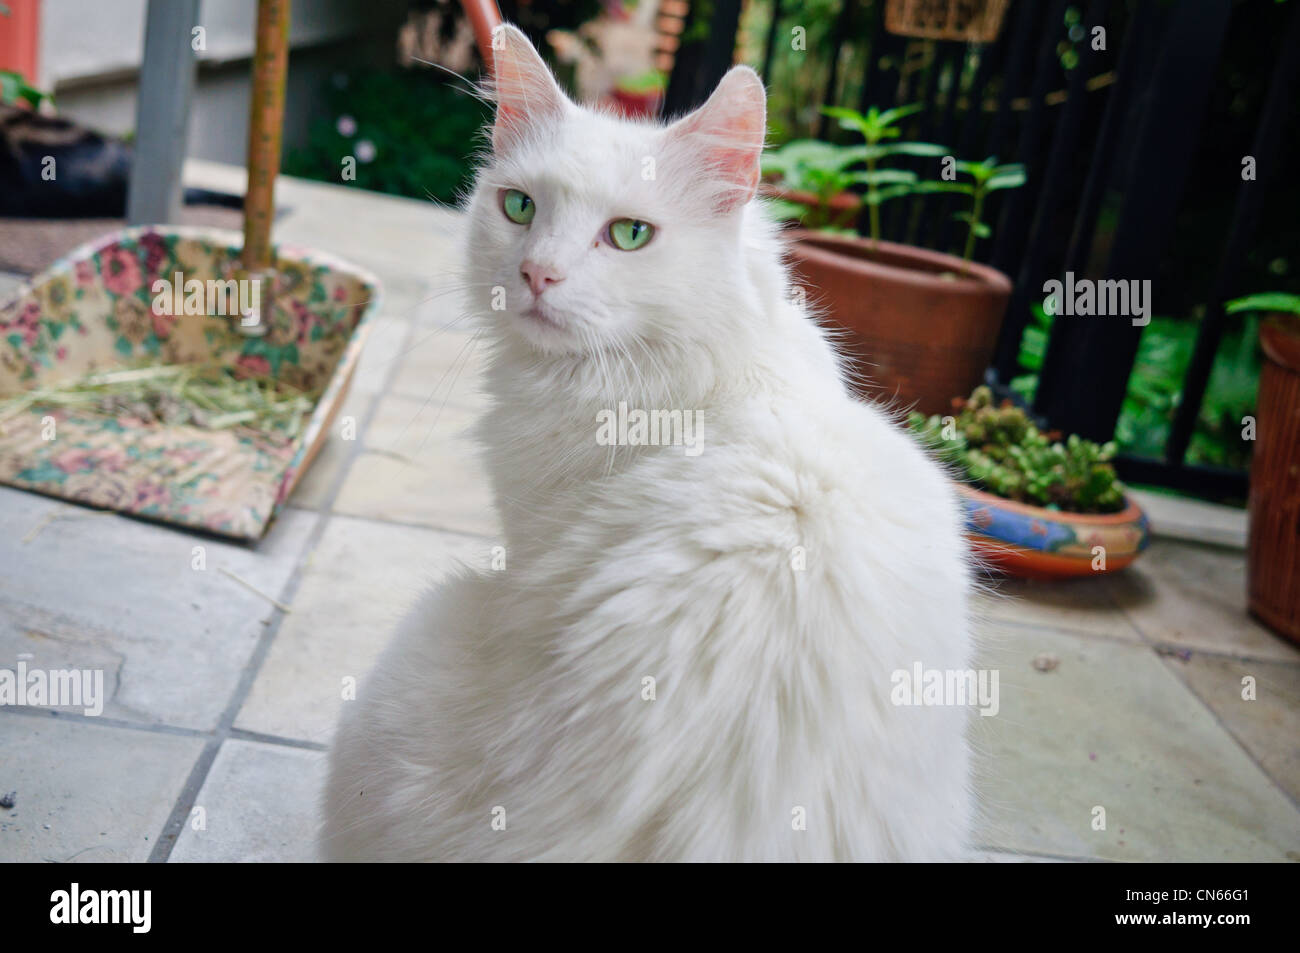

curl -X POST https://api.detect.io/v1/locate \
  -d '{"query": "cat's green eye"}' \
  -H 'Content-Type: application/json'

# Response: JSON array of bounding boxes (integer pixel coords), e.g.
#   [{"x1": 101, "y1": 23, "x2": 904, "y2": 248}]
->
[
  {"x1": 502, "y1": 189, "x2": 536, "y2": 225},
  {"x1": 608, "y1": 219, "x2": 655, "y2": 251}
]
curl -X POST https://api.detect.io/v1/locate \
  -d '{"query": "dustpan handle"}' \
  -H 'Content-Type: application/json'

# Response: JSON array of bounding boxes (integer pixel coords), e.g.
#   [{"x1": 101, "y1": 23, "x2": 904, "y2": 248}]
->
[{"x1": 242, "y1": 0, "x2": 291, "y2": 274}]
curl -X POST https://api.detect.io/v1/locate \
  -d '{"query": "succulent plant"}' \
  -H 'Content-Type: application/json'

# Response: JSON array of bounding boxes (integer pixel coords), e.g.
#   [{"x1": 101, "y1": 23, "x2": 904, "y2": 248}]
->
[{"x1": 908, "y1": 386, "x2": 1126, "y2": 513}]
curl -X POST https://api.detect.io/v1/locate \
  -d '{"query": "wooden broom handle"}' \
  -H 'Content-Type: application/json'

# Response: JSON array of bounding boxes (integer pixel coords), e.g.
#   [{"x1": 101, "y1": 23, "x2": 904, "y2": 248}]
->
[
  {"x1": 242, "y1": 0, "x2": 291, "y2": 274},
  {"x1": 463, "y1": 0, "x2": 504, "y2": 71},
  {"x1": 239, "y1": 0, "x2": 498, "y2": 273}
]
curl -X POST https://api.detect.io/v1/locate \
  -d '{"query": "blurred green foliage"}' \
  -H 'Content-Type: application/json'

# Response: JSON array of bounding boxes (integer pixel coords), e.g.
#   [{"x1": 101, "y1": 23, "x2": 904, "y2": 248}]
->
[
  {"x1": 1010, "y1": 303, "x2": 1261, "y2": 471},
  {"x1": 283, "y1": 68, "x2": 489, "y2": 204}
]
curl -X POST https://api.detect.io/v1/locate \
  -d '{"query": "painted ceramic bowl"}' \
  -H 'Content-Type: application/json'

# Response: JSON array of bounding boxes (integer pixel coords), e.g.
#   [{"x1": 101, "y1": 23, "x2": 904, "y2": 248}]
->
[{"x1": 956, "y1": 483, "x2": 1151, "y2": 579}]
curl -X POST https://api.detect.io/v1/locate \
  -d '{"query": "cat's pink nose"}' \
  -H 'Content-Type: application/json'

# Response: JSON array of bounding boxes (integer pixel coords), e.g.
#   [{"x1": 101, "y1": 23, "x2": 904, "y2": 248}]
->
[{"x1": 521, "y1": 261, "x2": 564, "y2": 296}]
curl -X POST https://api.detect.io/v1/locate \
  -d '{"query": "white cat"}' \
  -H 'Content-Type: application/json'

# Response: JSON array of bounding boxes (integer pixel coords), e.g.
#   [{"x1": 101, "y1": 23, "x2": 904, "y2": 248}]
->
[{"x1": 322, "y1": 25, "x2": 974, "y2": 862}]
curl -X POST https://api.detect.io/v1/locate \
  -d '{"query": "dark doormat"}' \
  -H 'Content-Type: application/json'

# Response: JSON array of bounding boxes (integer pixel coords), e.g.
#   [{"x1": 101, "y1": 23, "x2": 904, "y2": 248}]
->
[{"x1": 0, "y1": 205, "x2": 245, "y2": 276}]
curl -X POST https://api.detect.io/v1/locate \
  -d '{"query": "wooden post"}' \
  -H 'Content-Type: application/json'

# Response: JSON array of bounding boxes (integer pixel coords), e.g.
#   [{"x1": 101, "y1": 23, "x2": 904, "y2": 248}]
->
[
  {"x1": 126, "y1": 0, "x2": 200, "y2": 225},
  {"x1": 239, "y1": 0, "x2": 291, "y2": 336},
  {"x1": 242, "y1": 0, "x2": 291, "y2": 274}
]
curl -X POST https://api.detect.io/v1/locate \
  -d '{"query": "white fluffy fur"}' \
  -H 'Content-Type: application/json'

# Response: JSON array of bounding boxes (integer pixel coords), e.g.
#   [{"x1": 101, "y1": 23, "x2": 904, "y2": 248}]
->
[{"x1": 322, "y1": 26, "x2": 973, "y2": 861}]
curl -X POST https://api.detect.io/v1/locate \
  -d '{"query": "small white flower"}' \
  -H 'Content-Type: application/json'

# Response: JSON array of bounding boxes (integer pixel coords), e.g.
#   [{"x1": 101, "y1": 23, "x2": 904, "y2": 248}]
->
[
  {"x1": 355, "y1": 139, "x2": 377, "y2": 163},
  {"x1": 336, "y1": 115, "x2": 357, "y2": 137}
]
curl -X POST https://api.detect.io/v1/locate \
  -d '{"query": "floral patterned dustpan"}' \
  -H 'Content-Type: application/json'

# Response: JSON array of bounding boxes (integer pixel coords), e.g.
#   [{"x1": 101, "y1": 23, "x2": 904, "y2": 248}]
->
[{"x1": 0, "y1": 225, "x2": 380, "y2": 540}]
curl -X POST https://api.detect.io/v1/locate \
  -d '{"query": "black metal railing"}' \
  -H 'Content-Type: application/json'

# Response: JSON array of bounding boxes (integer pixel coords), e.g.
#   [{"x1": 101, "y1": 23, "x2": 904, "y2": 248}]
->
[{"x1": 664, "y1": 0, "x2": 1300, "y2": 502}]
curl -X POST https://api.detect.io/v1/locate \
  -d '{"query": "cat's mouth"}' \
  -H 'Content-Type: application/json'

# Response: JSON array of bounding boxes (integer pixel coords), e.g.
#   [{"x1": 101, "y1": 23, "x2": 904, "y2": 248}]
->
[{"x1": 521, "y1": 302, "x2": 567, "y2": 332}]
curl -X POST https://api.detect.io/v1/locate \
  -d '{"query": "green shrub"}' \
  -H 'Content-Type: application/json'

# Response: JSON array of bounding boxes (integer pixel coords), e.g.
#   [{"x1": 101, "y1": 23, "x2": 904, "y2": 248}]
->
[
  {"x1": 908, "y1": 385, "x2": 1126, "y2": 513},
  {"x1": 283, "y1": 69, "x2": 488, "y2": 204}
]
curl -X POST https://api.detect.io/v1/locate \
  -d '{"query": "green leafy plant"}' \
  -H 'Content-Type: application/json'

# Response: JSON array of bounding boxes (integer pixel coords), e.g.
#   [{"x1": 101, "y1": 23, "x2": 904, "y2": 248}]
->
[
  {"x1": 760, "y1": 140, "x2": 860, "y2": 230},
  {"x1": 915, "y1": 156, "x2": 1026, "y2": 261},
  {"x1": 283, "y1": 68, "x2": 488, "y2": 204},
  {"x1": 908, "y1": 385, "x2": 1126, "y2": 513},
  {"x1": 1226, "y1": 291, "x2": 1300, "y2": 335},
  {"x1": 614, "y1": 69, "x2": 667, "y2": 96},
  {"x1": 761, "y1": 105, "x2": 1024, "y2": 259},
  {"x1": 1012, "y1": 296, "x2": 1264, "y2": 472},
  {"x1": 0, "y1": 70, "x2": 50, "y2": 109},
  {"x1": 820, "y1": 104, "x2": 947, "y2": 244},
  {"x1": 762, "y1": 104, "x2": 946, "y2": 236}
]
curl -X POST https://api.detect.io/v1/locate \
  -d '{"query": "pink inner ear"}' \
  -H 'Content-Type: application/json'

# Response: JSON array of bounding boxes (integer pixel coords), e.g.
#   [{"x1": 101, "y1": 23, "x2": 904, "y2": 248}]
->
[
  {"x1": 671, "y1": 68, "x2": 767, "y2": 213},
  {"x1": 491, "y1": 26, "x2": 567, "y2": 154}
]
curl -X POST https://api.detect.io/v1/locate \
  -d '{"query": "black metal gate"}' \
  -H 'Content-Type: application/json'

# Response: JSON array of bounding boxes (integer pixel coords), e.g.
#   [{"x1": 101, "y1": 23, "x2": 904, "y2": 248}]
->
[{"x1": 664, "y1": 0, "x2": 1300, "y2": 502}]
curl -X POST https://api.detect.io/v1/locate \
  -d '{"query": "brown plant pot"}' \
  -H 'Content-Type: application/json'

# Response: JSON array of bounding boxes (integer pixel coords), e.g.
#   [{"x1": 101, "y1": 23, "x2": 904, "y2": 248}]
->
[
  {"x1": 760, "y1": 183, "x2": 862, "y2": 229},
  {"x1": 609, "y1": 87, "x2": 664, "y2": 119},
  {"x1": 786, "y1": 229, "x2": 1012, "y2": 415},
  {"x1": 1247, "y1": 319, "x2": 1300, "y2": 643}
]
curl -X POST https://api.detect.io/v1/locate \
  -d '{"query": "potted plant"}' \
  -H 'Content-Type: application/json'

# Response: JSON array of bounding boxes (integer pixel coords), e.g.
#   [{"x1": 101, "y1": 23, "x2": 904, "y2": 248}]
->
[
  {"x1": 764, "y1": 105, "x2": 1024, "y2": 415},
  {"x1": 761, "y1": 139, "x2": 866, "y2": 231},
  {"x1": 611, "y1": 69, "x2": 665, "y2": 118},
  {"x1": 909, "y1": 386, "x2": 1150, "y2": 579},
  {"x1": 1224, "y1": 292, "x2": 1300, "y2": 643}
]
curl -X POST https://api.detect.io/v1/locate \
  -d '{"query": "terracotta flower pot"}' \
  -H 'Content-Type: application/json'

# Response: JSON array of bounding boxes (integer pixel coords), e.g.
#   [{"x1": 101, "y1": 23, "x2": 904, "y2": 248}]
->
[
  {"x1": 786, "y1": 230, "x2": 1012, "y2": 415},
  {"x1": 1247, "y1": 319, "x2": 1300, "y2": 643},
  {"x1": 956, "y1": 483, "x2": 1151, "y2": 580},
  {"x1": 610, "y1": 87, "x2": 663, "y2": 119},
  {"x1": 761, "y1": 183, "x2": 862, "y2": 229}
]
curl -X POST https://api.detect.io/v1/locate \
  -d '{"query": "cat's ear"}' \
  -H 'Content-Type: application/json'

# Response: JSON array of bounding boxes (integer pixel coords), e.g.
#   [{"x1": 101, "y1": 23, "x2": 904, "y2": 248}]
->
[
  {"x1": 665, "y1": 66, "x2": 767, "y2": 213},
  {"x1": 490, "y1": 24, "x2": 569, "y2": 154}
]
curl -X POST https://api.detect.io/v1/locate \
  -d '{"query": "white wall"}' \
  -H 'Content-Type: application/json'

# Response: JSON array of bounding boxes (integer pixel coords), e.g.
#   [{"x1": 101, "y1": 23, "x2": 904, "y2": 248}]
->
[{"x1": 39, "y1": 0, "x2": 406, "y2": 165}]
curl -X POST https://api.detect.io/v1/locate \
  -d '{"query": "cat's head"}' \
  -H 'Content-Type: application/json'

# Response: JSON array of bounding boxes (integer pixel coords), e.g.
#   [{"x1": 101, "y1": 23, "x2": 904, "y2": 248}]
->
[{"x1": 466, "y1": 24, "x2": 767, "y2": 357}]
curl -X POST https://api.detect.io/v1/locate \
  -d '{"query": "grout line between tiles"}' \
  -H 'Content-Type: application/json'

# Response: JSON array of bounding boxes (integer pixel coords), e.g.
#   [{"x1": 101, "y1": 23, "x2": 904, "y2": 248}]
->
[
  {"x1": 0, "y1": 705, "x2": 209, "y2": 738},
  {"x1": 147, "y1": 310, "x2": 423, "y2": 863},
  {"x1": 227, "y1": 727, "x2": 329, "y2": 751},
  {"x1": 1115, "y1": 598, "x2": 1300, "y2": 816},
  {"x1": 970, "y1": 844, "x2": 1114, "y2": 863},
  {"x1": 286, "y1": 503, "x2": 498, "y2": 543},
  {"x1": 0, "y1": 705, "x2": 331, "y2": 752}
]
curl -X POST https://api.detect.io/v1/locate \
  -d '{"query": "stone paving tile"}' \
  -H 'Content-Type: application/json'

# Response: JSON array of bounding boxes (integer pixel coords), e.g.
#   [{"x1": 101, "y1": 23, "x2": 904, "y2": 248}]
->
[
  {"x1": 1160, "y1": 651, "x2": 1300, "y2": 805},
  {"x1": 270, "y1": 173, "x2": 465, "y2": 291},
  {"x1": 332, "y1": 397, "x2": 499, "y2": 537},
  {"x1": 368, "y1": 275, "x2": 433, "y2": 324},
  {"x1": 169, "y1": 739, "x2": 326, "y2": 863},
  {"x1": 0, "y1": 716, "x2": 203, "y2": 862},
  {"x1": 235, "y1": 515, "x2": 496, "y2": 745},
  {"x1": 351, "y1": 315, "x2": 412, "y2": 397},
  {"x1": 972, "y1": 621, "x2": 1300, "y2": 862},
  {"x1": 1108, "y1": 539, "x2": 1300, "y2": 663},
  {"x1": 389, "y1": 328, "x2": 486, "y2": 410},
  {"x1": 289, "y1": 316, "x2": 413, "y2": 511},
  {"x1": 411, "y1": 272, "x2": 478, "y2": 329},
  {"x1": 968, "y1": 850, "x2": 1068, "y2": 862},
  {"x1": 975, "y1": 574, "x2": 1142, "y2": 643},
  {"x1": 288, "y1": 384, "x2": 374, "y2": 512},
  {"x1": 0, "y1": 487, "x2": 317, "y2": 730}
]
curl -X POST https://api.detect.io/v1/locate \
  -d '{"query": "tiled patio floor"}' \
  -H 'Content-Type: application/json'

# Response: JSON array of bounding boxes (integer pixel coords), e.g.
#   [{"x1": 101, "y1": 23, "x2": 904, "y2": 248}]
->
[{"x1": 1, "y1": 164, "x2": 1297, "y2": 862}]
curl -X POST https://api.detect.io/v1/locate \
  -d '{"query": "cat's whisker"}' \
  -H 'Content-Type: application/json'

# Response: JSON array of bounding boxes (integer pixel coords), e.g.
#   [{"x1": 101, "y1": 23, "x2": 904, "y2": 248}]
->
[
  {"x1": 414, "y1": 329, "x2": 484, "y2": 456},
  {"x1": 405, "y1": 55, "x2": 493, "y2": 106},
  {"x1": 390, "y1": 328, "x2": 482, "y2": 452}
]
